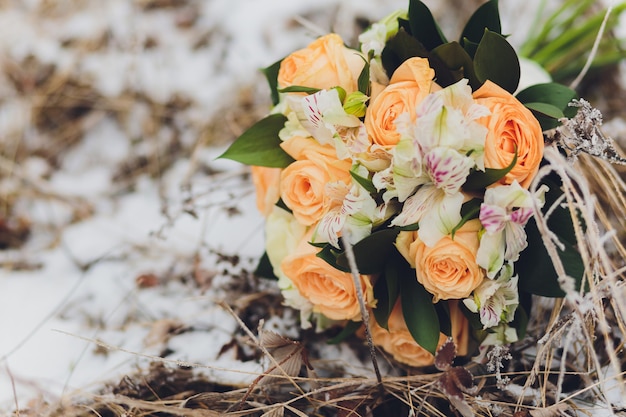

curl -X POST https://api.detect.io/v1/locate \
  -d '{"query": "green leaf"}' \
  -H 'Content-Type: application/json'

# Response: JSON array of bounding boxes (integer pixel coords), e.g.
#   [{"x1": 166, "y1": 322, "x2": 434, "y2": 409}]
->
[
  {"x1": 463, "y1": 148, "x2": 518, "y2": 191},
  {"x1": 400, "y1": 262, "x2": 440, "y2": 355},
  {"x1": 327, "y1": 320, "x2": 362, "y2": 344},
  {"x1": 450, "y1": 198, "x2": 482, "y2": 237},
  {"x1": 430, "y1": 41, "x2": 480, "y2": 89},
  {"x1": 350, "y1": 169, "x2": 377, "y2": 194},
  {"x1": 218, "y1": 114, "x2": 294, "y2": 168},
  {"x1": 408, "y1": 0, "x2": 447, "y2": 50},
  {"x1": 336, "y1": 229, "x2": 401, "y2": 274},
  {"x1": 517, "y1": 217, "x2": 584, "y2": 297},
  {"x1": 373, "y1": 252, "x2": 402, "y2": 330},
  {"x1": 316, "y1": 244, "x2": 350, "y2": 273},
  {"x1": 358, "y1": 57, "x2": 370, "y2": 95},
  {"x1": 461, "y1": 0, "x2": 501, "y2": 48},
  {"x1": 278, "y1": 86, "x2": 321, "y2": 94},
  {"x1": 516, "y1": 82, "x2": 578, "y2": 130},
  {"x1": 517, "y1": 170, "x2": 585, "y2": 297},
  {"x1": 524, "y1": 102, "x2": 565, "y2": 119},
  {"x1": 254, "y1": 252, "x2": 278, "y2": 280},
  {"x1": 262, "y1": 59, "x2": 283, "y2": 106},
  {"x1": 381, "y1": 29, "x2": 429, "y2": 77},
  {"x1": 474, "y1": 29, "x2": 520, "y2": 93},
  {"x1": 511, "y1": 293, "x2": 530, "y2": 340}
]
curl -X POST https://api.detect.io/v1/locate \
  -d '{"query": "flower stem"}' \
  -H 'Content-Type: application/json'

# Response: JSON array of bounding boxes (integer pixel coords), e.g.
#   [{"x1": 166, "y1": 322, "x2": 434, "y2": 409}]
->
[{"x1": 341, "y1": 230, "x2": 383, "y2": 387}]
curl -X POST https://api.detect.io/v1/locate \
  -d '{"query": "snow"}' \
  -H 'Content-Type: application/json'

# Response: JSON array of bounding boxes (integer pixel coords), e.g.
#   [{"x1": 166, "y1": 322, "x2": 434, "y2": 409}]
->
[{"x1": 0, "y1": 0, "x2": 622, "y2": 414}]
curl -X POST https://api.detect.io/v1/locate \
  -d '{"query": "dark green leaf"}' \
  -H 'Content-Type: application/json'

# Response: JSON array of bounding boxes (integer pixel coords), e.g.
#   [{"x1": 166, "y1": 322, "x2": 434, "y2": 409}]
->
[
  {"x1": 461, "y1": 37, "x2": 479, "y2": 59},
  {"x1": 408, "y1": 0, "x2": 447, "y2": 50},
  {"x1": 350, "y1": 169, "x2": 377, "y2": 194},
  {"x1": 430, "y1": 42, "x2": 479, "y2": 89},
  {"x1": 397, "y1": 223, "x2": 420, "y2": 231},
  {"x1": 373, "y1": 252, "x2": 402, "y2": 330},
  {"x1": 450, "y1": 198, "x2": 482, "y2": 237},
  {"x1": 336, "y1": 229, "x2": 401, "y2": 274},
  {"x1": 474, "y1": 30, "x2": 520, "y2": 93},
  {"x1": 524, "y1": 102, "x2": 565, "y2": 119},
  {"x1": 278, "y1": 85, "x2": 321, "y2": 94},
  {"x1": 517, "y1": 170, "x2": 585, "y2": 297},
  {"x1": 218, "y1": 114, "x2": 294, "y2": 168},
  {"x1": 358, "y1": 57, "x2": 370, "y2": 95},
  {"x1": 254, "y1": 252, "x2": 278, "y2": 280},
  {"x1": 381, "y1": 29, "x2": 429, "y2": 77},
  {"x1": 327, "y1": 320, "x2": 362, "y2": 344},
  {"x1": 511, "y1": 296, "x2": 530, "y2": 340},
  {"x1": 463, "y1": 148, "x2": 518, "y2": 191},
  {"x1": 516, "y1": 82, "x2": 578, "y2": 130},
  {"x1": 262, "y1": 59, "x2": 283, "y2": 106},
  {"x1": 461, "y1": 0, "x2": 501, "y2": 47},
  {"x1": 435, "y1": 302, "x2": 451, "y2": 337},
  {"x1": 400, "y1": 271, "x2": 439, "y2": 355},
  {"x1": 517, "y1": 217, "x2": 584, "y2": 297},
  {"x1": 316, "y1": 244, "x2": 350, "y2": 273},
  {"x1": 399, "y1": 258, "x2": 440, "y2": 355},
  {"x1": 275, "y1": 198, "x2": 292, "y2": 214}
]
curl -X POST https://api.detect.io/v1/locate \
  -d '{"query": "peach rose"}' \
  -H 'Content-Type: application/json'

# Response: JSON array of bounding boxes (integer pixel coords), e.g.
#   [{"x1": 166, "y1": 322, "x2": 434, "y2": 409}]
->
[
  {"x1": 279, "y1": 136, "x2": 352, "y2": 226},
  {"x1": 250, "y1": 166, "x2": 281, "y2": 217},
  {"x1": 277, "y1": 34, "x2": 365, "y2": 93},
  {"x1": 280, "y1": 229, "x2": 375, "y2": 321},
  {"x1": 364, "y1": 57, "x2": 437, "y2": 147},
  {"x1": 473, "y1": 80, "x2": 544, "y2": 188},
  {"x1": 371, "y1": 299, "x2": 471, "y2": 367},
  {"x1": 396, "y1": 220, "x2": 484, "y2": 302},
  {"x1": 371, "y1": 300, "x2": 446, "y2": 367}
]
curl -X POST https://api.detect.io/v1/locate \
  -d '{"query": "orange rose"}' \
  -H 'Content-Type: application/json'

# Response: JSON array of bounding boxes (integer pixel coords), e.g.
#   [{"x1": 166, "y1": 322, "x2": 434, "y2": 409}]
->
[
  {"x1": 473, "y1": 80, "x2": 544, "y2": 188},
  {"x1": 371, "y1": 299, "x2": 471, "y2": 367},
  {"x1": 277, "y1": 34, "x2": 365, "y2": 93},
  {"x1": 279, "y1": 136, "x2": 351, "y2": 226},
  {"x1": 396, "y1": 220, "x2": 484, "y2": 302},
  {"x1": 250, "y1": 166, "x2": 281, "y2": 217},
  {"x1": 364, "y1": 57, "x2": 437, "y2": 147},
  {"x1": 280, "y1": 229, "x2": 375, "y2": 321},
  {"x1": 371, "y1": 300, "x2": 446, "y2": 367}
]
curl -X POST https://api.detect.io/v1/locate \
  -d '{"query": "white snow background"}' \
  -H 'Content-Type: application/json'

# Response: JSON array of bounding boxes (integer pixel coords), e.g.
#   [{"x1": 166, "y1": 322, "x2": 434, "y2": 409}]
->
[{"x1": 0, "y1": 0, "x2": 623, "y2": 414}]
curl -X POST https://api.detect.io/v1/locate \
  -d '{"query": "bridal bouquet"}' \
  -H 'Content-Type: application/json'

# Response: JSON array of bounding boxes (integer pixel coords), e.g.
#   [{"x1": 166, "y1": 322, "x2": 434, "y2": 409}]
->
[{"x1": 221, "y1": 0, "x2": 585, "y2": 367}]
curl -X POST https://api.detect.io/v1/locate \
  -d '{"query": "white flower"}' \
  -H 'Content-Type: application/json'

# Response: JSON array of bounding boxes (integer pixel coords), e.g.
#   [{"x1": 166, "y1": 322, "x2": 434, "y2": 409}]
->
[
  {"x1": 359, "y1": 22, "x2": 387, "y2": 56},
  {"x1": 265, "y1": 207, "x2": 313, "y2": 328},
  {"x1": 283, "y1": 89, "x2": 368, "y2": 160},
  {"x1": 463, "y1": 264, "x2": 519, "y2": 329},
  {"x1": 359, "y1": 10, "x2": 407, "y2": 56},
  {"x1": 482, "y1": 324, "x2": 519, "y2": 346},
  {"x1": 314, "y1": 166, "x2": 393, "y2": 248},
  {"x1": 476, "y1": 182, "x2": 547, "y2": 278}
]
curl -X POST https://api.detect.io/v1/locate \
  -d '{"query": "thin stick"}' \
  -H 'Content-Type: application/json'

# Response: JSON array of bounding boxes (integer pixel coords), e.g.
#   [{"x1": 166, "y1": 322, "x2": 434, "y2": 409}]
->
[
  {"x1": 569, "y1": 6, "x2": 613, "y2": 89},
  {"x1": 340, "y1": 230, "x2": 383, "y2": 386}
]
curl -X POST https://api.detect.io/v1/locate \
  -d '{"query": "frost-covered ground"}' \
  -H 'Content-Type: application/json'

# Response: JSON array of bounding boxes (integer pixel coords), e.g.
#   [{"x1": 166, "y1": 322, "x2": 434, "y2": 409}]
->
[{"x1": 0, "y1": 0, "x2": 623, "y2": 414}]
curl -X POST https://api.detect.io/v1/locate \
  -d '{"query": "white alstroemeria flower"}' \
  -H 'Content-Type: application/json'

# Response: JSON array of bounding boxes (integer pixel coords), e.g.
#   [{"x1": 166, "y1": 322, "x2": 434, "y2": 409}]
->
[
  {"x1": 482, "y1": 323, "x2": 519, "y2": 346},
  {"x1": 287, "y1": 89, "x2": 367, "y2": 160},
  {"x1": 279, "y1": 109, "x2": 311, "y2": 142},
  {"x1": 390, "y1": 147, "x2": 473, "y2": 246},
  {"x1": 358, "y1": 22, "x2": 387, "y2": 56},
  {"x1": 388, "y1": 138, "x2": 426, "y2": 202},
  {"x1": 359, "y1": 10, "x2": 407, "y2": 56},
  {"x1": 409, "y1": 79, "x2": 489, "y2": 168},
  {"x1": 391, "y1": 184, "x2": 464, "y2": 246},
  {"x1": 314, "y1": 167, "x2": 390, "y2": 248},
  {"x1": 265, "y1": 207, "x2": 313, "y2": 328},
  {"x1": 476, "y1": 181, "x2": 547, "y2": 278},
  {"x1": 463, "y1": 263, "x2": 519, "y2": 329}
]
